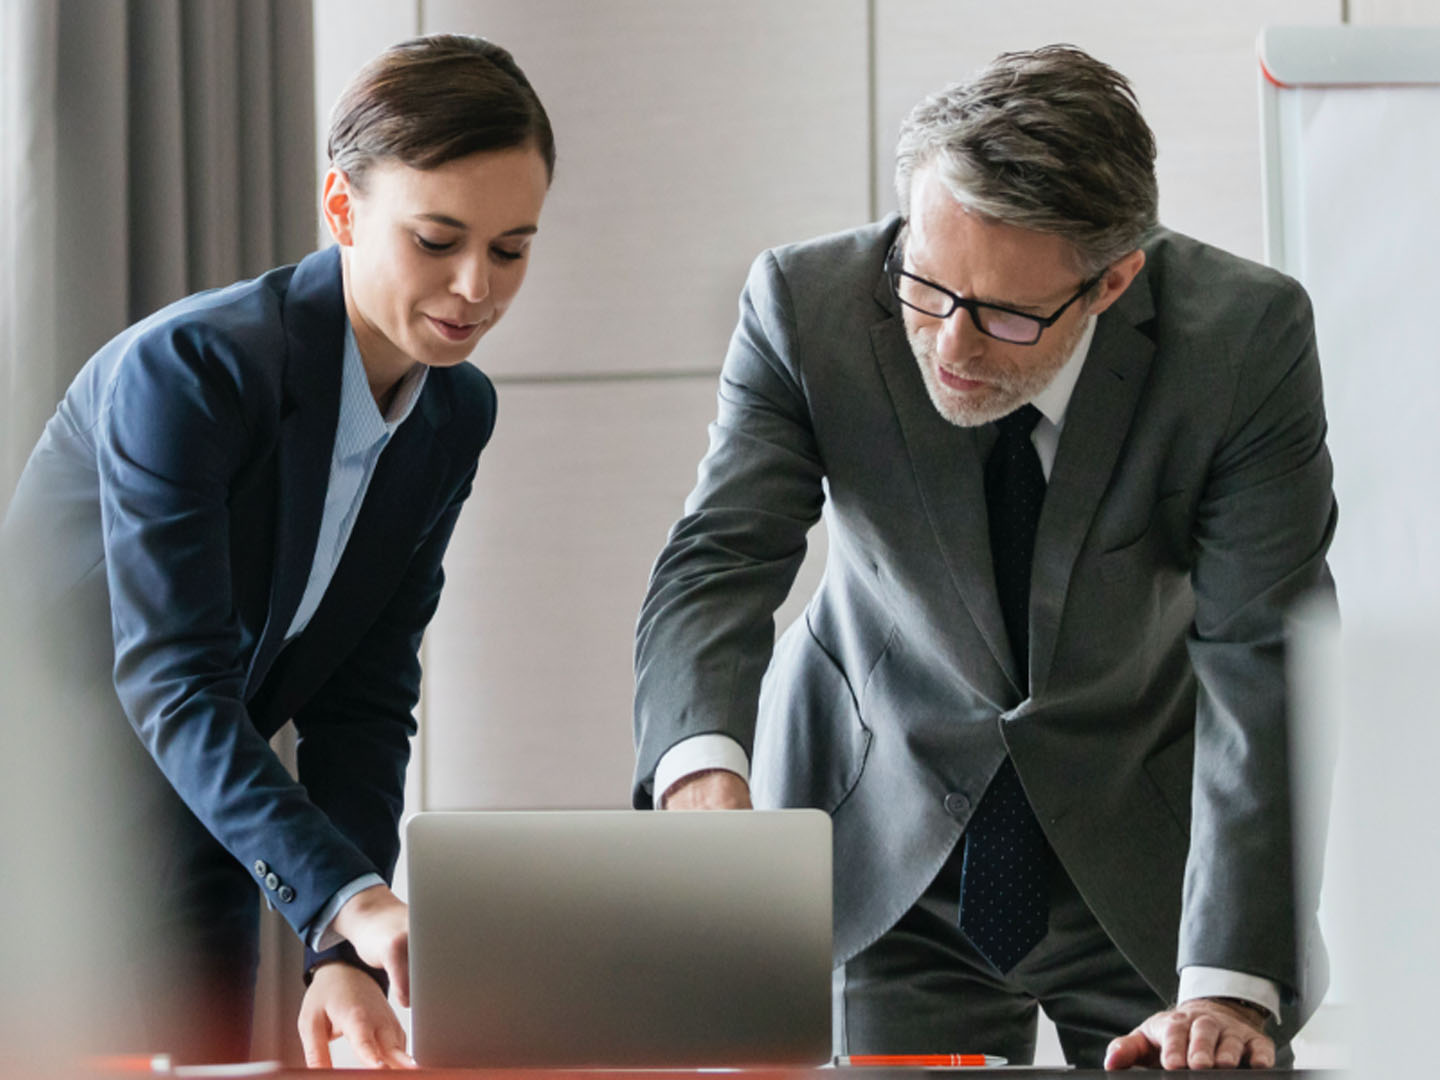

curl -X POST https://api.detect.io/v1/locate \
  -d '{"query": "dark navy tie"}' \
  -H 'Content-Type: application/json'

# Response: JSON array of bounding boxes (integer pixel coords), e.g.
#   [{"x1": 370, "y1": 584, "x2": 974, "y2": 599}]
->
[{"x1": 958, "y1": 403, "x2": 1055, "y2": 973}]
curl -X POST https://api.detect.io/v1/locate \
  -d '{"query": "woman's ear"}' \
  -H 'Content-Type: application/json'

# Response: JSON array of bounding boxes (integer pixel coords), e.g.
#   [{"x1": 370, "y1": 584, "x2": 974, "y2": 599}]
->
[{"x1": 322, "y1": 167, "x2": 358, "y2": 246}]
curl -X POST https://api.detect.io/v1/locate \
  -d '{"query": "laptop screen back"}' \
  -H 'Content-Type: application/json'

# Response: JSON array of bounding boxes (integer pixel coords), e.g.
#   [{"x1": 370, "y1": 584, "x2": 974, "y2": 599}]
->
[{"x1": 407, "y1": 809, "x2": 832, "y2": 1068}]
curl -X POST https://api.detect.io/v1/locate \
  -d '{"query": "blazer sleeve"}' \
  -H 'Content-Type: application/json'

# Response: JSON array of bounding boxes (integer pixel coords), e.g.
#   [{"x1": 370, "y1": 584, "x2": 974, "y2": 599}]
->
[
  {"x1": 98, "y1": 324, "x2": 380, "y2": 939},
  {"x1": 1178, "y1": 276, "x2": 1338, "y2": 1001},
  {"x1": 295, "y1": 461, "x2": 478, "y2": 981},
  {"x1": 633, "y1": 250, "x2": 826, "y2": 807}
]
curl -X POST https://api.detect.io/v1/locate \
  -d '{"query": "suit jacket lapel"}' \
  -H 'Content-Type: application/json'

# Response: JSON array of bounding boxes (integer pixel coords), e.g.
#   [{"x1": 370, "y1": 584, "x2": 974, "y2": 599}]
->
[
  {"x1": 305, "y1": 385, "x2": 452, "y2": 640},
  {"x1": 870, "y1": 281, "x2": 1018, "y2": 702},
  {"x1": 1028, "y1": 269, "x2": 1156, "y2": 698},
  {"x1": 246, "y1": 247, "x2": 346, "y2": 694}
]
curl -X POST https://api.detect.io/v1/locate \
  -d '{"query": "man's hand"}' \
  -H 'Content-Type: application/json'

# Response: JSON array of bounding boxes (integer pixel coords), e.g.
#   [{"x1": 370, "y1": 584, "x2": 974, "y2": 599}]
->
[
  {"x1": 299, "y1": 961, "x2": 414, "y2": 1069},
  {"x1": 662, "y1": 769, "x2": 752, "y2": 810},
  {"x1": 330, "y1": 884, "x2": 411, "y2": 1006},
  {"x1": 1105, "y1": 997, "x2": 1275, "y2": 1070}
]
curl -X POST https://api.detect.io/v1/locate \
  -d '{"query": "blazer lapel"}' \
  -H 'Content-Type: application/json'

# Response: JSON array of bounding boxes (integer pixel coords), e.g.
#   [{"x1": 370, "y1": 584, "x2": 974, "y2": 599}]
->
[
  {"x1": 870, "y1": 280, "x2": 1018, "y2": 701},
  {"x1": 245, "y1": 247, "x2": 346, "y2": 694},
  {"x1": 1028, "y1": 270, "x2": 1156, "y2": 698},
  {"x1": 305, "y1": 385, "x2": 452, "y2": 643}
]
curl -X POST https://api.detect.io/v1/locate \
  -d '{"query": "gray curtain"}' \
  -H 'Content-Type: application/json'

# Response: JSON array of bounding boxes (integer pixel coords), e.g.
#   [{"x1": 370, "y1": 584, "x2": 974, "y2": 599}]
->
[
  {"x1": 0, "y1": 0, "x2": 315, "y2": 1066},
  {"x1": 2, "y1": 0, "x2": 316, "y2": 504}
]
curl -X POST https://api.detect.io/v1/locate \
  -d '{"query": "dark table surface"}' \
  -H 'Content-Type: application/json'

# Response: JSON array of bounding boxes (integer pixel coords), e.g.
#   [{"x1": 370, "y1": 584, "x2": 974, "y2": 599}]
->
[{"x1": 280, "y1": 1071, "x2": 1343, "y2": 1079}]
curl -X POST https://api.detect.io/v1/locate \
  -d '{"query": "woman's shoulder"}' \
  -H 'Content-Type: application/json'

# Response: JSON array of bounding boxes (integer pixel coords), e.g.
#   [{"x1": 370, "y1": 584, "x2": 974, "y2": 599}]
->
[
  {"x1": 115, "y1": 251, "x2": 340, "y2": 394},
  {"x1": 136, "y1": 262, "x2": 300, "y2": 346},
  {"x1": 73, "y1": 256, "x2": 339, "y2": 449},
  {"x1": 422, "y1": 362, "x2": 499, "y2": 459}
]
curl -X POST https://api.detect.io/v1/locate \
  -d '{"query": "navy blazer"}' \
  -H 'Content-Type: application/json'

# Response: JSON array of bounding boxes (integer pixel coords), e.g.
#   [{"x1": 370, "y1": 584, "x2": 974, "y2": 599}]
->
[{"x1": 1, "y1": 246, "x2": 495, "y2": 975}]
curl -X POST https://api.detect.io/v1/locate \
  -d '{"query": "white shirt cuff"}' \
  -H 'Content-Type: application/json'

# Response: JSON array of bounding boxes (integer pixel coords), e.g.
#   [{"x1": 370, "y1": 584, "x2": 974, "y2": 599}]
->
[
  {"x1": 306, "y1": 872, "x2": 386, "y2": 951},
  {"x1": 1178, "y1": 966, "x2": 1282, "y2": 1020},
  {"x1": 653, "y1": 734, "x2": 750, "y2": 808}
]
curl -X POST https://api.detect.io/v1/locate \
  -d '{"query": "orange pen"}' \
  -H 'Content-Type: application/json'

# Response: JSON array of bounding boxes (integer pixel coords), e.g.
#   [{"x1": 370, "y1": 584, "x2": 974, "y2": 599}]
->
[{"x1": 836, "y1": 1054, "x2": 1008, "y2": 1067}]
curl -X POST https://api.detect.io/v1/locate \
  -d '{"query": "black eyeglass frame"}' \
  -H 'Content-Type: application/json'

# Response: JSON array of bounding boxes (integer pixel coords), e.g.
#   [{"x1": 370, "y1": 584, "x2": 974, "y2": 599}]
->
[{"x1": 885, "y1": 239, "x2": 1106, "y2": 346}]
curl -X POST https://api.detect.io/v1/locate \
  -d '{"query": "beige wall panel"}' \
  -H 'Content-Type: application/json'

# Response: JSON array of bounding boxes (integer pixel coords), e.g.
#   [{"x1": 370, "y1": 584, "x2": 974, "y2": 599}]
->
[
  {"x1": 873, "y1": 0, "x2": 1341, "y2": 262},
  {"x1": 311, "y1": 0, "x2": 420, "y2": 243},
  {"x1": 1350, "y1": 0, "x2": 1440, "y2": 23},
  {"x1": 423, "y1": 376, "x2": 828, "y2": 810},
  {"x1": 420, "y1": 0, "x2": 871, "y2": 379}
]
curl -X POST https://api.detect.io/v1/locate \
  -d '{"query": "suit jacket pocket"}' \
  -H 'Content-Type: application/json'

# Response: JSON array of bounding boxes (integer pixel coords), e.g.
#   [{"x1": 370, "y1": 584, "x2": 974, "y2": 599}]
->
[
  {"x1": 1143, "y1": 727, "x2": 1194, "y2": 835},
  {"x1": 752, "y1": 617, "x2": 875, "y2": 815}
]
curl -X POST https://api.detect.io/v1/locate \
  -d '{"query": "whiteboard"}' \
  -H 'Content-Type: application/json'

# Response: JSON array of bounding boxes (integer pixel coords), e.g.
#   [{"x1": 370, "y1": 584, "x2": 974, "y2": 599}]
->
[
  {"x1": 1259, "y1": 25, "x2": 1440, "y2": 619},
  {"x1": 1259, "y1": 25, "x2": 1440, "y2": 1060}
]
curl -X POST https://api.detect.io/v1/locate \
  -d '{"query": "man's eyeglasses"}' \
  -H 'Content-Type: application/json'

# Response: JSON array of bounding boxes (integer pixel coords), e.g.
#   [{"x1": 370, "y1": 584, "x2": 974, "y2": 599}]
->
[{"x1": 886, "y1": 241, "x2": 1104, "y2": 346}]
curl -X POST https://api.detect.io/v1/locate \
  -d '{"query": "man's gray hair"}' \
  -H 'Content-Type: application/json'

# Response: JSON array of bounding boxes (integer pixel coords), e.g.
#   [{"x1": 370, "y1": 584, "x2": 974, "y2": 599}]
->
[{"x1": 895, "y1": 45, "x2": 1158, "y2": 274}]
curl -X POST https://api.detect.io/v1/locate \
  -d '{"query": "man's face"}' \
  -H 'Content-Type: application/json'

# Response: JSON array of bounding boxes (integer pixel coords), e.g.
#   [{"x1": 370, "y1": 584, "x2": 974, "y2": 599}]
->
[{"x1": 900, "y1": 167, "x2": 1098, "y2": 428}]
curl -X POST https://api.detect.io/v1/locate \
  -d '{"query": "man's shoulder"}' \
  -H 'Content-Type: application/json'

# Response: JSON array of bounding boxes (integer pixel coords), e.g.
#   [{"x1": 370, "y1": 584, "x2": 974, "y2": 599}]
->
[
  {"x1": 1138, "y1": 228, "x2": 1310, "y2": 325},
  {"x1": 749, "y1": 216, "x2": 901, "y2": 320},
  {"x1": 768, "y1": 216, "x2": 899, "y2": 273}
]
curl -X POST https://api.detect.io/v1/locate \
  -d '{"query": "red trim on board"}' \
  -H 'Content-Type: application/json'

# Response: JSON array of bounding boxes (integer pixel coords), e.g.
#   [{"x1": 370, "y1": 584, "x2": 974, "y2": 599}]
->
[
  {"x1": 1260, "y1": 54, "x2": 1440, "y2": 90},
  {"x1": 1259, "y1": 56, "x2": 1292, "y2": 89}
]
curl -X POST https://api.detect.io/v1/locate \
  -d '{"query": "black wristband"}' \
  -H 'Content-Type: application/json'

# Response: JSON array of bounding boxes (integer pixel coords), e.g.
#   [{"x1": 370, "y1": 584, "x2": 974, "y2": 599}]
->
[{"x1": 304, "y1": 940, "x2": 389, "y2": 996}]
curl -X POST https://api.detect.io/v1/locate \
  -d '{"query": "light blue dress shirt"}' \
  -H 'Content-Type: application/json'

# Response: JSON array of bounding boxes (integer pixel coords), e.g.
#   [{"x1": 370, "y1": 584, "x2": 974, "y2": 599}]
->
[{"x1": 287, "y1": 322, "x2": 428, "y2": 951}]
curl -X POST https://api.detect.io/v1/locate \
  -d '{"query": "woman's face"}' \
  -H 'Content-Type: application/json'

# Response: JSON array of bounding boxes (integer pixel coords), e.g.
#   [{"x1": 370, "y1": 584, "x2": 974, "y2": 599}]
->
[{"x1": 324, "y1": 147, "x2": 550, "y2": 390}]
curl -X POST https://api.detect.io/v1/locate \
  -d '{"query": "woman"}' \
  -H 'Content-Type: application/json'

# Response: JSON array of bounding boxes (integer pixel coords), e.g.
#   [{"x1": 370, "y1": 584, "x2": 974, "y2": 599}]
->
[{"x1": 0, "y1": 34, "x2": 553, "y2": 1068}]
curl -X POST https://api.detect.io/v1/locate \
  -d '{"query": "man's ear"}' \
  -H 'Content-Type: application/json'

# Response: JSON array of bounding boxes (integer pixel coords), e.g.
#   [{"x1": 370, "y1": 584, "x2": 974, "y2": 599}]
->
[
  {"x1": 1087, "y1": 248, "x2": 1146, "y2": 317},
  {"x1": 322, "y1": 167, "x2": 358, "y2": 246}
]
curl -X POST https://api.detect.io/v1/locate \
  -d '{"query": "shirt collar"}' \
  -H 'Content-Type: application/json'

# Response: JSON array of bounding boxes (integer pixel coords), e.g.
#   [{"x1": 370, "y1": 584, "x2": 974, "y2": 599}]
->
[
  {"x1": 333, "y1": 321, "x2": 429, "y2": 459},
  {"x1": 1029, "y1": 313, "x2": 1096, "y2": 432}
]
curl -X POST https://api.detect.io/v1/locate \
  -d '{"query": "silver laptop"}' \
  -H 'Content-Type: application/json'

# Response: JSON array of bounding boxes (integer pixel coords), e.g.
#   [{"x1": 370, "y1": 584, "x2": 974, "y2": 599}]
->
[{"x1": 406, "y1": 809, "x2": 832, "y2": 1068}]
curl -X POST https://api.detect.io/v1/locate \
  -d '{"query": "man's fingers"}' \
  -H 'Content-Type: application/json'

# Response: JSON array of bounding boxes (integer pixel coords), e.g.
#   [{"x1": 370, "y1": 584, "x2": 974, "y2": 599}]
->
[
  {"x1": 299, "y1": 1009, "x2": 334, "y2": 1070},
  {"x1": 1104, "y1": 1030, "x2": 1153, "y2": 1069},
  {"x1": 1185, "y1": 1014, "x2": 1220, "y2": 1068},
  {"x1": 1245, "y1": 1033, "x2": 1277, "y2": 1068},
  {"x1": 1214, "y1": 1031, "x2": 1247, "y2": 1068},
  {"x1": 1159, "y1": 1015, "x2": 1191, "y2": 1070}
]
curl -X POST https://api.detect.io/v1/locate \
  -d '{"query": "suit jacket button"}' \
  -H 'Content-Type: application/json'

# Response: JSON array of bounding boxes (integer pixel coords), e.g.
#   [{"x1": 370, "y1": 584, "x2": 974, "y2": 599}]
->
[
  {"x1": 253, "y1": 860, "x2": 268, "y2": 877},
  {"x1": 943, "y1": 792, "x2": 971, "y2": 818},
  {"x1": 278, "y1": 885, "x2": 295, "y2": 904},
  {"x1": 264, "y1": 872, "x2": 280, "y2": 891}
]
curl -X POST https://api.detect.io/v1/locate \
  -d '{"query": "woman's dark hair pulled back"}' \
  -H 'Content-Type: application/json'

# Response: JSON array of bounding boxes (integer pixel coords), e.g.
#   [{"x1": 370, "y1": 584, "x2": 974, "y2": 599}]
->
[{"x1": 327, "y1": 34, "x2": 555, "y2": 191}]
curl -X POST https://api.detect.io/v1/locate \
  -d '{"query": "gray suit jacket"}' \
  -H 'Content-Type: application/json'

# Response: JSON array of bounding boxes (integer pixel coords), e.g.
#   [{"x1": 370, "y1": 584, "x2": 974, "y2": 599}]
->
[{"x1": 633, "y1": 216, "x2": 1336, "y2": 1030}]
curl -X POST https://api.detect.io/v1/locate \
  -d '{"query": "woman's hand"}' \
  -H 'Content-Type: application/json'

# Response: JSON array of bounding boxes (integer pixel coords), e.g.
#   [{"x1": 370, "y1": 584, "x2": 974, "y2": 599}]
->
[
  {"x1": 298, "y1": 961, "x2": 415, "y2": 1069},
  {"x1": 331, "y1": 884, "x2": 411, "y2": 1005}
]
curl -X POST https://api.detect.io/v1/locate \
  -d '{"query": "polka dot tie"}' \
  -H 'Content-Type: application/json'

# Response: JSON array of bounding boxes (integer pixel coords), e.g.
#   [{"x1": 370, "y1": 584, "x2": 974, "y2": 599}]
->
[{"x1": 958, "y1": 403, "x2": 1056, "y2": 973}]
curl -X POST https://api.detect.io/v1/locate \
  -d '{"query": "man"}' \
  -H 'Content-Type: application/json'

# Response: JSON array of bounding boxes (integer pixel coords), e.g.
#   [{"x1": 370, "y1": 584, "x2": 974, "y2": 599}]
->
[{"x1": 633, "y1": 45, "x2": 1335, "y2": 1070}]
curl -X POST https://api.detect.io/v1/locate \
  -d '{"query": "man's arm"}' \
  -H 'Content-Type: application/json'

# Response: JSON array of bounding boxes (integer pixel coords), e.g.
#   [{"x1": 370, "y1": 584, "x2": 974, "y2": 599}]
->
[
  {"x1": 1115, "y1": 275, "x2": 1336, "y2": 1068},
  {"x1": 1180, "y1": 276, "x2": 1336, "y2": 987},
  {"x1": 633, "y1": 250, "x2": 826, "y2": 806},
  {"x1": 664, "y1": 768, "x2": 752, "y2": 810}
]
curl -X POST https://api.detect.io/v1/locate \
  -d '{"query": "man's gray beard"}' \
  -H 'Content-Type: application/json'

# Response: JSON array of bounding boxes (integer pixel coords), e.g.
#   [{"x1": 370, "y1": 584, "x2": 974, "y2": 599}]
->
[{"x1": 905, "y1": 319, "x2": 1083, "y2": 429}]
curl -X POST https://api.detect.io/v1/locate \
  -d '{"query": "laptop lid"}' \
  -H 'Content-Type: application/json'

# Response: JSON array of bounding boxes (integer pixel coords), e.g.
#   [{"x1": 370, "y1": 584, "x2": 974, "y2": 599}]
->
[{"x1": 406, "y1": 809, "x2": 832, "y2": 1068}]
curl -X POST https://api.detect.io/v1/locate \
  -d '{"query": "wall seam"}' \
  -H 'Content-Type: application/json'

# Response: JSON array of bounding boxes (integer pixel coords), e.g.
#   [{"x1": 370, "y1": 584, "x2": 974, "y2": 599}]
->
[{"x1": 866, "y1": 0, "x2": 879, "y2": 221}]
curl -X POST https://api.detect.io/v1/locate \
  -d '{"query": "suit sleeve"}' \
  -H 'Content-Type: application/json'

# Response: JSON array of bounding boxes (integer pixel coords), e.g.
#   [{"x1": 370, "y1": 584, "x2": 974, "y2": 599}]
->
[
  {"x1": 98, "y1": 326, "x2": 380, "y2": 940},
  {"x1": 1178, "y1": 277, "x2": 1338, "y2": 1003},
  {"x1": 633, "y1": 250, "x2": 826, "y2": 807},
  {"x1": 295, "y1": 463, "x2": 477, "y2": 982}
]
